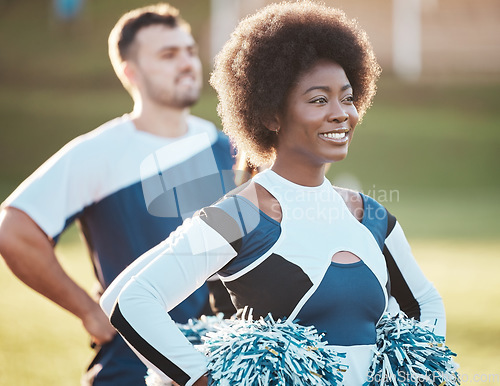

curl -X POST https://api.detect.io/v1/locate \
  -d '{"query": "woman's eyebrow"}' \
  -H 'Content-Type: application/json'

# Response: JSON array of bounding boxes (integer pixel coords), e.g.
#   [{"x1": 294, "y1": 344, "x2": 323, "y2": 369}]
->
[
  {"x1": 302, "y1": 83, "x2": 352, "y2": 95},
  {"x1": 303, "y1": 86, "x2": 330, "y2": 95}
]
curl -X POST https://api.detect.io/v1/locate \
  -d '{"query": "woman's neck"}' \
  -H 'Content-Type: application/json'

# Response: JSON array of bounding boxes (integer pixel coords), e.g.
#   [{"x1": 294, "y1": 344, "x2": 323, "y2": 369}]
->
[{"x1": 271, "y1": 157, "x2": 326, "y2": 187}]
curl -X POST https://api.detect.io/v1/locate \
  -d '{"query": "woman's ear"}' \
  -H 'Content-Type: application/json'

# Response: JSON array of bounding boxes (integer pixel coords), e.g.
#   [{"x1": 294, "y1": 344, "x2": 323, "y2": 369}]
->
[{"x1": 263, "y1": 115, "x2": 281, "y2": 134}]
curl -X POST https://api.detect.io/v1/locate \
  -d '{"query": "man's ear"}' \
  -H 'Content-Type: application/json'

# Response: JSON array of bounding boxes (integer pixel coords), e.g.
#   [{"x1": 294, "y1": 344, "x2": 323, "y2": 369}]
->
[{"x1": 122, "y1": 61, "x2": 137, "y2": 87}]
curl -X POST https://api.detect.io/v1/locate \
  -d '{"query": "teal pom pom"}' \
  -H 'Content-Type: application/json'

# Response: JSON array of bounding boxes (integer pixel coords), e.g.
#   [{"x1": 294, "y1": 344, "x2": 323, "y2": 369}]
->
[
  {"x1": 176, "y1": 313, "x2": 228, "y2": 345},
  {"x1": 364, "y1": 313, "x2": 460, "y2": 386},
  {"x1": 145, "y1": 369, "x2": 174, "y2": 386},
  {"x1": 200, "y1": 313, "x2": 346, "y2": 385},
  {"x1": 146, "y1": 312, "x2": 345, "y2": 385}
]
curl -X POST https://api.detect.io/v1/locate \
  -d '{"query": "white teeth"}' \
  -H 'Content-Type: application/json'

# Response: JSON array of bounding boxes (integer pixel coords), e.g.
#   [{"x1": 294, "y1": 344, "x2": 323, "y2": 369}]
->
[{"x1": 321, "y1": 132, "x2": 346, "y2": 139}]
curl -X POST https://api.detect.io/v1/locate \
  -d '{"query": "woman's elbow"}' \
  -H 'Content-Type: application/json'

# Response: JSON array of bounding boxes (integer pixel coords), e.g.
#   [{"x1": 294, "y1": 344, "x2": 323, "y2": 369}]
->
[{"x1": 99, "y1": 290, "x2": 116, "y2": 318}]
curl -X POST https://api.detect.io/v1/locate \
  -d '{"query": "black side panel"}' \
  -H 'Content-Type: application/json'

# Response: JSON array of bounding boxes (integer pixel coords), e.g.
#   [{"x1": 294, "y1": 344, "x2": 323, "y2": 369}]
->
[
  {"x1": 110, "y1": 303, "x2": 191, "y2": 386},
  {"x1": 383, "y1": 246, "x2": 421, "y2": 320},
  {"x1": 225, "y1": 253, "x2": 313, "y2": 320}
]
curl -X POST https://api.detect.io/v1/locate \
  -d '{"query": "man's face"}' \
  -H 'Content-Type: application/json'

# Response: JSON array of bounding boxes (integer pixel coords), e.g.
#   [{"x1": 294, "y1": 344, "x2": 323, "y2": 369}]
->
[{"x1": 129, "y1": 25, "x2": 202, "y2": 109}]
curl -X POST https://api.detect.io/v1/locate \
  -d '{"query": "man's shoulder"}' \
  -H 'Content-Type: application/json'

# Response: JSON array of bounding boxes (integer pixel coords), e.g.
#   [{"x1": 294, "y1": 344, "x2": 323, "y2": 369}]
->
[
  {"x1": 62, "y1": 115, "x2": 133, "y2": 153},
  {"x1": 82, "y1": 115, "x2": 133, "y2": 142},
  {"x1": 187, "y1": 115, "x2": 216, "y2": 130},
  {"x1": 187, "y1": 115, "x2": 228, "y2": 142},
  {"x1": 187, "y1": 116, "x2": 234, "y2": 159}
]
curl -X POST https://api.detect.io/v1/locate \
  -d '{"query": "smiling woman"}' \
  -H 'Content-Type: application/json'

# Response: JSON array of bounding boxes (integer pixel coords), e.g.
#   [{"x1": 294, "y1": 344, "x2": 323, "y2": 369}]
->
[
  {"x1": 210, "y1": 1, "x2": 380, "y2": 170},
  {"x1": 99, "y1": 2, "x2": 453, "y2": 386},
  {"x1": 269, "y1": 60, "x2": 360, "y2": 185}
]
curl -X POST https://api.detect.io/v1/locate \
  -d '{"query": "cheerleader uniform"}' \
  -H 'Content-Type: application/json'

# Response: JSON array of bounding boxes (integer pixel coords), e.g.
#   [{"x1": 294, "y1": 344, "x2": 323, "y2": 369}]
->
[{"x1": 101, "y1": 169, "x2": 445, "y2": 386}]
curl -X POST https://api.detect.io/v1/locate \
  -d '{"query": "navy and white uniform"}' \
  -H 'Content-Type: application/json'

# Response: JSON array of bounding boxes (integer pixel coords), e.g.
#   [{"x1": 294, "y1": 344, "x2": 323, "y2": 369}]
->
[
  {"x1": 101, "y1": 169, "x2": 445, "y2": 386},
  {"x1": 3, "y1": 114, "x2": 235, "y2": 385}
]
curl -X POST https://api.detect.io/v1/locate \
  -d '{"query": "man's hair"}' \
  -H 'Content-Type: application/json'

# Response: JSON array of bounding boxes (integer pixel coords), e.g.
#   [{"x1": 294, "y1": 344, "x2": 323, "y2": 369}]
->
[
  {"x1": 108, "y1": 3, "x2": 191, "y2": 91},
  {"x1": 210, "y1": 1, "x2": 381, "y2": 167}
]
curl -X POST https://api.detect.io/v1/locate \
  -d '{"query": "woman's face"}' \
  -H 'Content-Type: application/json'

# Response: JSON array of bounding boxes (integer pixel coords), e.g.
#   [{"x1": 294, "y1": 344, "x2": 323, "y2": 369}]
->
[{"x1": 274, "y1": 60, "x2": 359, "y2": 167}]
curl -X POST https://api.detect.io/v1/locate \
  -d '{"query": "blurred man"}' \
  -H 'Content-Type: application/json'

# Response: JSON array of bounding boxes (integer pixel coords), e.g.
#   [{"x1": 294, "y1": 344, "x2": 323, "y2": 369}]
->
[{"x1": 0, "y1": 4, "x2": 235, "y2": 385}]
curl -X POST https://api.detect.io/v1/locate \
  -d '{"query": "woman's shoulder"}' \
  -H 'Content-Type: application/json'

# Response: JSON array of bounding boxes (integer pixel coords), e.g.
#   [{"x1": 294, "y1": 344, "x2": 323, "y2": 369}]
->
[
  {"x1": 333, "y1": 187, "x2": 398, "y2": 249},
  {"x1": 230, "y1": 181, "x2": 282, "y2": 223},
  {"x1": 203, "y1": 181, "x2": 281, "y2": 235},
  {"x1": 333, "y1": 186, "x2": 364, "y2": 222}
]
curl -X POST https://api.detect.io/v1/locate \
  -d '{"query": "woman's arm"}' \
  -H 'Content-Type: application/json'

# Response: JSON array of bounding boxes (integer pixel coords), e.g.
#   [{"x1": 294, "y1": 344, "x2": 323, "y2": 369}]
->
[
  {"x1": 351, "y1": 191, "x2": 446, "y2": 337},
  {"x1": 101, "y1": 212, "x2": 240, "y2": 386},
  {"x1": 383, "y1": 219, "x2": 446, "y2": 337}
]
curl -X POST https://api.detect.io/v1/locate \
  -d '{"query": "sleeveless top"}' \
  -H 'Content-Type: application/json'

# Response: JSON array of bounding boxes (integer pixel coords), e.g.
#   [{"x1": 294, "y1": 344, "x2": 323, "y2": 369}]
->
[
  {"x1": 215, "y1": 169, "x2": 388, "y2": 384},
  {"x1": 106, "y1": 168, "x2": 446, "y2": 386}
]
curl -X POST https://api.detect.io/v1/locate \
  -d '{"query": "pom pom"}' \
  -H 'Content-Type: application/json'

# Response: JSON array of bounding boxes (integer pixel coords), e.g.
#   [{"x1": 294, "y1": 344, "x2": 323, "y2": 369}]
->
[
  {"x1": 364, "y1": 313, "x2": 460, "y2": 385},
  {"x1": 145, "y1": 314, "x2": 229, "y2": 386},
  {"x1": 145, "y1": 312, "x2": 345, "y2": 385},
  {"x1": 145, "y1": 369, "x2": 174, "y2": 386},
  {"x1": 201, "y1": 312, "x2": 346, "y2": 385},
  {"x1": 176, "y1": 313, "x2": 229, "y2": 345}
]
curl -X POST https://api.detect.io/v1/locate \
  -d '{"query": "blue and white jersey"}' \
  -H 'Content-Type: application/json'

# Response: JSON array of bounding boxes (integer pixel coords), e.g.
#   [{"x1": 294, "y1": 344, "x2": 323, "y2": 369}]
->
[
  {"x1": 4, "y1": 114, "x2": 236, "y2": 323},
  {"x1": 102, "y1": 169, "x2": 445, "y2": 386}
]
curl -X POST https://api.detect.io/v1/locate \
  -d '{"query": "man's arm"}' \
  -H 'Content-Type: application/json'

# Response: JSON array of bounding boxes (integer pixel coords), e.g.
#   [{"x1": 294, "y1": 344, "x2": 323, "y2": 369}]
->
[{"x1": 0, "y1": 206, "x2": 116, "y2": 345}]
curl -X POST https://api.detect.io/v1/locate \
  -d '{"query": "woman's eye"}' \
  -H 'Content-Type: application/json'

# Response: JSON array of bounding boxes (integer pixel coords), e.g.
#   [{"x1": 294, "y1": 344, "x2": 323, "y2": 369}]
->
[
  {"x1": 311, "y1": 97, "x2": 327, "y2": 104},
  {"x1": 343, "y1": 95, "x2": 354, "y2": 103}
]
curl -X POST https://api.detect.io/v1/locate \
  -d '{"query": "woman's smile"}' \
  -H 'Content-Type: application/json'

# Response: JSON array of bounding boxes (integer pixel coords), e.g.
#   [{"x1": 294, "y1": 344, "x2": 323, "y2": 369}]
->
[
  {"x1": 271, "y1": 59, "x2": 359, "y2": 185},
  {"x1": 318, "y1": 129, "x2": 350, "y2": 144}
]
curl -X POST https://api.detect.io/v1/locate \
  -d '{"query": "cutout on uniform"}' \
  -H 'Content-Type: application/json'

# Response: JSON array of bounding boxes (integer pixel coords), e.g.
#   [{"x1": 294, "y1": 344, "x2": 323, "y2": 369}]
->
[
  {"x1": 331, "y1": 250, "x2": 361, "y2": 264},
  {"x1": 251, "y1": 183, "x2": 283, "y2": 223}
]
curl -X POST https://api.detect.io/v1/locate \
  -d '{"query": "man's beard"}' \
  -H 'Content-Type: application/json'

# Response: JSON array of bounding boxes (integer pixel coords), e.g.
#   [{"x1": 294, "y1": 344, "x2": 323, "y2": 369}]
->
[{"x1": 144, "y1": 75, "x2": 201, "y2": 109}]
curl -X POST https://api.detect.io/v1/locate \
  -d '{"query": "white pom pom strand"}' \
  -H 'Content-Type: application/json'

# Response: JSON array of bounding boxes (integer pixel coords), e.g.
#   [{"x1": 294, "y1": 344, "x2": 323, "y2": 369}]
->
[
  {"x1": 146, "y1": 311, "x2": 346, "y2": 385},
  {"x1": 364, "y1": 312, "x2": 460, "y2": 386},
  {"x1": 199, "y1": 312, "x2": 346, "y2": 385}
]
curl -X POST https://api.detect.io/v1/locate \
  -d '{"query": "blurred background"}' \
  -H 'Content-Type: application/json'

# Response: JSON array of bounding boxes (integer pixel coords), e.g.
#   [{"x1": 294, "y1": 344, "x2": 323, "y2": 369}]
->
[{"x1": 0, "y1": 0, "x2": 499, "y2": 384}]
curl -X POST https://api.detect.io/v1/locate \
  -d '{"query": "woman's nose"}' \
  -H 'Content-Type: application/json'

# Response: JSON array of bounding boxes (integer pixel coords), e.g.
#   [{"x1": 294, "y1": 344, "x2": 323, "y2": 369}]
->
[{"x1": 328, "y1": 103, "x2": 349, "y2": 122}]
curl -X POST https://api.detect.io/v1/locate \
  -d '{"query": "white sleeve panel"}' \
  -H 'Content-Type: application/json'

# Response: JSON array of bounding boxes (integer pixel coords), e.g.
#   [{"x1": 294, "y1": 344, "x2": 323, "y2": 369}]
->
[
  {"x1": 385, "y1": 221, "x2": 446, "y2": 337},
  {"x1": 2, "y1": 137, "x2": 105, "y2": 238},
  {"x1": 118, "y1": 283, "x2": 209, "y2": 386},
  {"x1": 100, "y1": 235, "x2": 171, "y2": 317},
  {"x1": 103, "y1": 216, "x2": 238, "y2": 384}
]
